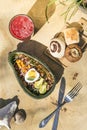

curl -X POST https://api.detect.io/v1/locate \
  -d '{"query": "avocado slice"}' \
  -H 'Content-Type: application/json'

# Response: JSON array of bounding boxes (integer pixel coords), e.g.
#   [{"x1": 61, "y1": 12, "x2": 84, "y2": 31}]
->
[
  {"x1": 39, "y1": 82, "x2": 47, "y2": 94},
  {"x1": 34, "y1": 78, "x2": 44, "y2": 89}
]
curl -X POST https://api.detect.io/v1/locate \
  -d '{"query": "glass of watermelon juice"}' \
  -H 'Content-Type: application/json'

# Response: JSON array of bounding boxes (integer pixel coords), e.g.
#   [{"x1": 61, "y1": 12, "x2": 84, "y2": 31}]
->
[{"x1": 9, "y1": 14, "x2": 34, "y2": 40}]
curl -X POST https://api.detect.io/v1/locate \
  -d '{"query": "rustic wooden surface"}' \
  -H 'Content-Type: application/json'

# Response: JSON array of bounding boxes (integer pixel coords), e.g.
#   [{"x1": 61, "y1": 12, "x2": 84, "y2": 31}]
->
[{"x1": 0, "y1": 1, "x2": 87, "y2": 130}]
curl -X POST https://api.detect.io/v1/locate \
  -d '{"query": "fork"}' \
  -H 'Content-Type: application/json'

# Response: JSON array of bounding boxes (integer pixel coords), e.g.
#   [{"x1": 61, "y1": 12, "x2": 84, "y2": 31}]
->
[{"x1": 39, "y1": 82, "x2": 82, "y2": 128}]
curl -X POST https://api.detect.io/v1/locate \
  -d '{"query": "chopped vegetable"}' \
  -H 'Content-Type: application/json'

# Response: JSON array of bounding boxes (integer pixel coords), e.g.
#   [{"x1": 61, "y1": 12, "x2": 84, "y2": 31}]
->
[
  {"x1": 16, "y1": 59, "x2": 30, "y2": 74},
  {"x1": 34, "y1": 78, "x2": 44, "y2": 89},
  {"x1": 13, "y1": 53, "x2": 54, "y2": 95},
  {"x1": 39, "y1": 82, "x2": 47, "y2": 94}
]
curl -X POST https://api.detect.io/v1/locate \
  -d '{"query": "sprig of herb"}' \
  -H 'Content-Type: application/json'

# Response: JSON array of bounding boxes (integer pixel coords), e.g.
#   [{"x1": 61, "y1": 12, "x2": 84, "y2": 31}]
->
[
  {"x1": 45, "y1": 0, "x2": 57, "y2": 22},
  {"x1": 61, "y1": 1, "x2": 78, "y2": 21},
  {"x1": 45, "y1": 0, "x2": 67, "y2": 22},
  {"x1": 45, "y1": 0, "x2": 87, "y2": 22}
]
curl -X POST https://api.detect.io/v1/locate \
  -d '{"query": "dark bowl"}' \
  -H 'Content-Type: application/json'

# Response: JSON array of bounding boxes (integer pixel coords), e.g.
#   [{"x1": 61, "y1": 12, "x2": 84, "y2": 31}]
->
[{"x1": 8, "y1": 51, "x2": 56, "y2": 99}]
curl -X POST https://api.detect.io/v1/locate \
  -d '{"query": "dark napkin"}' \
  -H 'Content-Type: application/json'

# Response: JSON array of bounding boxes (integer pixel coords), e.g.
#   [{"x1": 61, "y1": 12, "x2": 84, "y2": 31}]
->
[{"x1": 17, "y1": 40, "x2": 64, "y2": 83}]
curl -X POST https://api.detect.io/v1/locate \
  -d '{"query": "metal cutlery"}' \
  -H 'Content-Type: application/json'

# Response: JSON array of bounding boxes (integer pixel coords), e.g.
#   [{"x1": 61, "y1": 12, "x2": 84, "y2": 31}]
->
[
  {"x1": 52, "y1": 77, "x2": 66, "y2": 130},
  {"x1": 39, "y1": 77, "x2": 66, "y2": 128},
  {"x1": 39, "y1": 82, "x2": 82, "y2": 128}
]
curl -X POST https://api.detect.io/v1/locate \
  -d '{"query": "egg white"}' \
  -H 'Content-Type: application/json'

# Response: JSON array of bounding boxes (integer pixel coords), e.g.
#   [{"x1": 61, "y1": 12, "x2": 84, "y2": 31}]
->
[{"x1": 25, "y1": 68, "x2": 40, "y2": 83}]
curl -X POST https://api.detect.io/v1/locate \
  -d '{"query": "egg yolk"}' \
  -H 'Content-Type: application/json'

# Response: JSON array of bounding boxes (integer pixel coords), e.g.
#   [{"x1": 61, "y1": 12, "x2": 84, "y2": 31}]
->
[{"x1": 28, "y1": 70, "x2": 36, "y2": 79}]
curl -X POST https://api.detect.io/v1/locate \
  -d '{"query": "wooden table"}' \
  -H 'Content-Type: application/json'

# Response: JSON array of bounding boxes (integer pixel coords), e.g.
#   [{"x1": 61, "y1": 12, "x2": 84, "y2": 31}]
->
[{"x1": 0, "y1": 1, "x2": 87, "y2": 130}]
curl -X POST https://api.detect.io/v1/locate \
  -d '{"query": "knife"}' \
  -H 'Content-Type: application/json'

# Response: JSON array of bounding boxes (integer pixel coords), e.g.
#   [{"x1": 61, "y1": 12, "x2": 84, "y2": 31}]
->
[
  {"x1": 39, "y1": 77, "x2": 66, "y2": 128},
  {"x1": 52, "y1": 77, "x2": 66, "y2": 130}
]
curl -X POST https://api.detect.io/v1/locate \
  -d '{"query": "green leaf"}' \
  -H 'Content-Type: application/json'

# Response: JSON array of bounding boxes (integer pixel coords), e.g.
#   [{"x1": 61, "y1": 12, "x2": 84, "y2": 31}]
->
[{"x1": 45, "y1": 0, "x2": 57, "y2": 22}]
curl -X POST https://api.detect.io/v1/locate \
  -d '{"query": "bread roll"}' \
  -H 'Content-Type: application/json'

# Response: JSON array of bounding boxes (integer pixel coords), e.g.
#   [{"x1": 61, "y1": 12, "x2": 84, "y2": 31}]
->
[
  {"x1": 64, "y1": 27, "x2": 80, "y2": 45},
  {"x1": 49, "y1": 38, "x2": 65, "y2": 59},
  {"x1": 65, "y1": 44, "x2": 82, "y2": 62}
]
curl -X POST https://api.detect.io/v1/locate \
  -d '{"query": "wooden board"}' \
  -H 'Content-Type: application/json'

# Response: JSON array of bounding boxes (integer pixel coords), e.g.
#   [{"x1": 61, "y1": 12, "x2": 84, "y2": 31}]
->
[{"x1": 44, "y1": 17, "x2": 87, "y2": 67}]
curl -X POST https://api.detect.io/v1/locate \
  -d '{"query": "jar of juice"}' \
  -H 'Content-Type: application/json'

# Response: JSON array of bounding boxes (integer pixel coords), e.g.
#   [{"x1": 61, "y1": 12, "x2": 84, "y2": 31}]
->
[{"x1": 9, "y1": 14, "x2": 34, "y2": 40}]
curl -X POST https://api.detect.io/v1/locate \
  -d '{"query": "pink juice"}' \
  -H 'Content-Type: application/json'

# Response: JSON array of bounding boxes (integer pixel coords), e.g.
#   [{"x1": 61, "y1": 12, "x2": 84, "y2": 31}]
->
[{"x1": 9, "y1": 14, "x2": 34, "y2": 40}]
